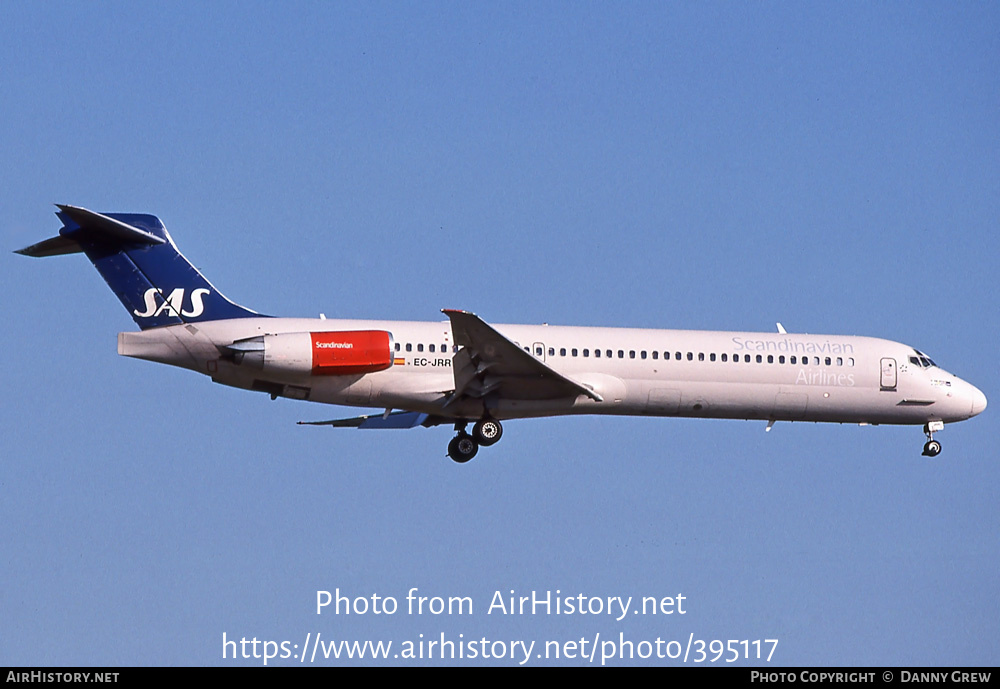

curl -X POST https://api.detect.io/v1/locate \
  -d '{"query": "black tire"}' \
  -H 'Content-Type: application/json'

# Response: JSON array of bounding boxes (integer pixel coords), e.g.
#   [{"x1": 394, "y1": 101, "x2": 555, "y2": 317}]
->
[
  {"x1": 448, "y1": 433, "x2": 479, "y2": 463},
  {"x1": 923, "y1": 440, "x2": 942, "y2": 457},
  {"x1": 473, "y1": 419, "x2": 503, "y2": 447}
]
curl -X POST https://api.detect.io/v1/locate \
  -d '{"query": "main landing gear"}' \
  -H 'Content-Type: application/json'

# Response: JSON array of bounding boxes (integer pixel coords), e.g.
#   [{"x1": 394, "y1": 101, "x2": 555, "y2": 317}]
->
[
  {"x1": 922, "y1": 421, "x2": 944, "y2": 457},
  {"x1": 447, "y1": 432, "x2": 478, "y2": 463},
  {"x1": 447, "y1": 419, "x2": 504, "y2": 463}
]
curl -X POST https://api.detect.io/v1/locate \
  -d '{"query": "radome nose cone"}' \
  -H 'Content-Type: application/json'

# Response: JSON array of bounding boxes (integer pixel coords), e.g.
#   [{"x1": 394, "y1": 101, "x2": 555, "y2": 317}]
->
[{"x1": 971, "y1": 387, "x2": 987, "y2": 417}]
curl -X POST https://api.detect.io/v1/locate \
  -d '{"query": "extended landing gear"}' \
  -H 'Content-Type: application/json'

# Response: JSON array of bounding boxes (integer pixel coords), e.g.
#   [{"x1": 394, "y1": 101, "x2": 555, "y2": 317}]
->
[
  {"x1": 473, "y1": 418, "x2": 503, "y2": 446},
  {"x1": 447, "y1": 432, "x2": 478, "y2": 463},
  {"x1": 447, "y1": 419, "x2": 504, "y2": 463},
  {"x1": 922, "y1": 421, "x2": 944, "y2": 457}
]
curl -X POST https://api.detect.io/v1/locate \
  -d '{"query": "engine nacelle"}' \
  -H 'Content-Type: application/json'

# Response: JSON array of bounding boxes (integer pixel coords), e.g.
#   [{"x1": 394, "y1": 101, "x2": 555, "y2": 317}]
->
[{"x1": 225, "y1": 330, "x2": 394, "y2": 376}]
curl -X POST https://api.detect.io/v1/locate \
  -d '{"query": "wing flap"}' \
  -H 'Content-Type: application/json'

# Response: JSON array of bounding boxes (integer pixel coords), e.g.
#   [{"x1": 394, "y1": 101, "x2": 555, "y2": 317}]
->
[{"x1": 298, "y1": 410, "x2": 432, "y2": 429}]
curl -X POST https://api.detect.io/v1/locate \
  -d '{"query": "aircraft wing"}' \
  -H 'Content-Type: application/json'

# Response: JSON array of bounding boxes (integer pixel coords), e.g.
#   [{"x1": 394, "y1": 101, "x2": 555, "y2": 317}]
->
[
  {"x1": 442, "y1": 309, "x2": 603, "y2": 406},
  {"x1": 300, "y1": 310, "x2": 602, "y2": 431}
]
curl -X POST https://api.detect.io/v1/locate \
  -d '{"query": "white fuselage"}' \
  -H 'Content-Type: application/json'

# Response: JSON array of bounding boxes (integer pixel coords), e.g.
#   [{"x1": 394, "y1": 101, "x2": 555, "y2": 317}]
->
[{"x1": 118, "y1": 317, "x2": 987, "y2": 427}]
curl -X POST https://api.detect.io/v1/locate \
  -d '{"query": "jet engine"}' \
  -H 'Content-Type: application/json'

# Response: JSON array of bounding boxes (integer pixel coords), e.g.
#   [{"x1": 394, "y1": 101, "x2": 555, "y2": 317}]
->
[{"x1": 223, "y1": 330, "x2": 394, "y2": 375}]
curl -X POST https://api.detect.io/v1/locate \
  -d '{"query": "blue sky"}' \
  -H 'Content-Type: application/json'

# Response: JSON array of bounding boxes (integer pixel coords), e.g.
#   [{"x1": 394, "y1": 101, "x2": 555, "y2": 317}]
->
[{"x1": 2, "y1": 2, "x2": 997, "y2": 666}]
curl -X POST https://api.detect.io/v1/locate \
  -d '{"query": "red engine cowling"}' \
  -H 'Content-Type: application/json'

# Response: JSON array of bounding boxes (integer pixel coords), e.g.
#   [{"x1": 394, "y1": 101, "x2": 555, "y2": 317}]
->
[
  {"x1": 225, "y1": 330, "x2": 394, "y2": 376},
  {"x1": 309, "y1": 331, "x2": 393, "y2": 375}
]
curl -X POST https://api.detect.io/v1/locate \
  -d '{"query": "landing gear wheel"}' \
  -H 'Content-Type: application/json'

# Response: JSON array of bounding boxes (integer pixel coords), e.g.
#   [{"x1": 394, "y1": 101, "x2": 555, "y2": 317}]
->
[
  {"x1": 448, "y1": 433, "x2": 479, "y2": 463},
  {"x1": 922, "y1": 421, "x2": 944, "y2": 457},
  {"x1": 473, "y1": 419, "x2": 503, "y2": 447}
]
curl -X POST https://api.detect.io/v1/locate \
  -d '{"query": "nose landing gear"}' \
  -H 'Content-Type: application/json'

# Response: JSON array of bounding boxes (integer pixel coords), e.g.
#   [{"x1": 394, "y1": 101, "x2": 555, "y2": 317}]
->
[
  {"x1": 922, "y1": 421, "x2": 944, "y2": 457},
  {"x1": 447, "y1": 418, "x2": 504, "y2": 463}
]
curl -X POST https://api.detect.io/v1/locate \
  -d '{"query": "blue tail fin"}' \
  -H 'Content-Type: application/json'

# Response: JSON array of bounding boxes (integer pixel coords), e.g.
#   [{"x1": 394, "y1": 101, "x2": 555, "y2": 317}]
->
[{"x1": 17, "y1": 205, "x2": 265, "y2": 330}]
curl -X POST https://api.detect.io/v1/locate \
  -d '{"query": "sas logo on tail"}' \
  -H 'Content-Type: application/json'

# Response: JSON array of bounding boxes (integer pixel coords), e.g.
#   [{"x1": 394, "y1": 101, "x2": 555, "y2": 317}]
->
[{"x1": 134, "y1": 288, "x2": 210, "y2": 318}]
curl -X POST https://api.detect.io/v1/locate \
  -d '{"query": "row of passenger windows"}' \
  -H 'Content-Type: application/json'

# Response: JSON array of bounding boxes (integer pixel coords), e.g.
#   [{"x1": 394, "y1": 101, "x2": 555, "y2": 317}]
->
[
  {"x1": 542, "y1": 347, "x2": 855, "y2": 367},
  {"x1": 396, "y1": 342, "x2": 457, "y2": 353},
  {"x1": 393, "y1": 341, "x2": 855, "y2": 367}
]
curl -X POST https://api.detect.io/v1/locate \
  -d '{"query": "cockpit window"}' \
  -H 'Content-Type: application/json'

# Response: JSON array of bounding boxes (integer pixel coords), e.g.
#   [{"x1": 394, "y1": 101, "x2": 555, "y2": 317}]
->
[{"x1": 909, "y1": 354, "x2": 936, "y2": 369}]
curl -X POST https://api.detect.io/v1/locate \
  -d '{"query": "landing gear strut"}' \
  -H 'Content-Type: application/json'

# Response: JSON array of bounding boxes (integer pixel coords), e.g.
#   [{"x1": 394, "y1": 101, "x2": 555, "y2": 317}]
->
[
  {"x1": 447, "y1": 419, "x2": 504, "y2": 463},
  {"x1": 922, "y1": 421, "x2": 944, "y2": 457}
]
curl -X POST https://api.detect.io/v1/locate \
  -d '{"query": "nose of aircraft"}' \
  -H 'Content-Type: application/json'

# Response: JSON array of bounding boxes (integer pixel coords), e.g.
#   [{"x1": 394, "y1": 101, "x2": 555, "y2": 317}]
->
[{"x1": 971, "y1": 385, "x2": 988, "y2": 417}]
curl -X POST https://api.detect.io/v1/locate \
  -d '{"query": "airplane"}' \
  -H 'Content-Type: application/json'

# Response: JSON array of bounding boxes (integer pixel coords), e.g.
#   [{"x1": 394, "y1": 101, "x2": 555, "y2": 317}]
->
[{"x1": 17, "y1": 205, "x2": 987, "y2": 463}]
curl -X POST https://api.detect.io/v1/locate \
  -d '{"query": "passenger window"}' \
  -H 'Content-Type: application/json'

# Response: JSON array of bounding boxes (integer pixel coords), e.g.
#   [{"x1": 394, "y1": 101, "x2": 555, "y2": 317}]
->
[
  {"x1": 618, "y1": 350, "x2": 624, "y2": 358},
  {"x1": 652, "y1": 351, "x2": 658, "y2": 360},
  {"x1": 417, "y1": 344, "x2": 424, "y2": 352},
  {"x1": 629, "y1": 350, "x2": 635, "y2": 359},
  {"x1": 406, "y1": 343, "x2": 412, "y2": 352},
  {"x1": 641, "y1": 351, "x2": 647, "y2": 359},
  {"x1": 429, "y1": 344, "x2": 435, "y2": 353},
  {"x1": 595, "y1": 349, "x2": 601, "y2": 358},
  {"x1": 698, "y1": 352, "x2": 705, "y2": 361},
  {"x1": 583, "y1": 349, "x2": 590, "y2": 357},
  {"x1": 767, "y1": 355, "x2": 773, "y2": 364},
  {"x1": 535, "y1": 346, "x2": 543, "y2": 356},
  {"x1": 745, "y1": 354, "x2": 751, "y2": 363},
  {"x1": 560, "y1": 348, "x2": 567, "y2": 356},
  {"x1": 687, "y1": 352, "x2": 693, "y2": 361},
  {"x1": 825, "y1": 357, "x2": 831, "y2": 366},
  {"x1": 721, "y1": 353, "x2": 728, "y2": 362},
  {"x1": 779, "y1": 355, "x2": 785, "y2": 364},
  {"x1": 395, "y1": 342, "x2": 401, "y2": 352},
  {"x1": 572, "y1": 348, "x2": 578, "y2": 357},
  {"x1": 837, "y1": 357, "x2": 843, "y2": 366}
]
